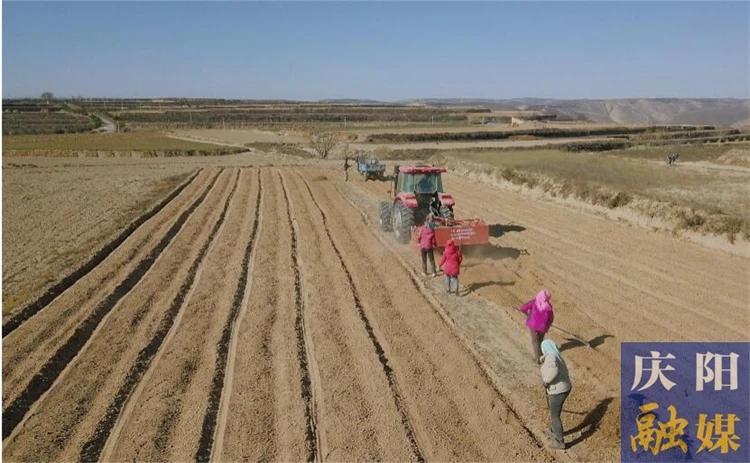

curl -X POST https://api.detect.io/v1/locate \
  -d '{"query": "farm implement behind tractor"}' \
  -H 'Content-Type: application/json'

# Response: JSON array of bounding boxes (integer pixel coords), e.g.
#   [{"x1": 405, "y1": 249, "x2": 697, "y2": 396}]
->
[
  {"x1": 378, "y1": 165, "x2": 489, "y2": 247},
  {"x1": 414, "y1": 216, "x2": 489, "y2": 247}
]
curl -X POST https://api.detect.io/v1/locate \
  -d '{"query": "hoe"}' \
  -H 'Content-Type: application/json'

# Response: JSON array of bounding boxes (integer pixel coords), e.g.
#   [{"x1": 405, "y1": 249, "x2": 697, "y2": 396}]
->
[{"x1": 378, "y1": 165, "x2": 489, "y2": 247}]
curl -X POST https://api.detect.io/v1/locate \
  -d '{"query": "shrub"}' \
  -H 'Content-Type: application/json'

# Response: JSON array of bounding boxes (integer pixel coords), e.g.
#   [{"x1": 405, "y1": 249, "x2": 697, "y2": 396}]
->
[
  {"x1": 560, "y1": 140, "x2": 631, "y2": 152},
  {"x1": 675, "y1": 209, "x2": 706, "y2": 229},
  {"x1": 607, "y1": 192, "x2": 632, "y2": 209}
]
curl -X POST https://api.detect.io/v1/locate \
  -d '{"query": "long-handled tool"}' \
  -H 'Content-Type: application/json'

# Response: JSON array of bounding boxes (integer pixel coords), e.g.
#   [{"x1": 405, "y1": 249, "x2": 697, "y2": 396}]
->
[{"x1": 549, "y1": 324, "x2": 594, "y2": 350}]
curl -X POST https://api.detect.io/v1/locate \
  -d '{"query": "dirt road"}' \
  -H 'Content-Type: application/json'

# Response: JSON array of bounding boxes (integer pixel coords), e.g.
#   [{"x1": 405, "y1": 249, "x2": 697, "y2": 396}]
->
[
  {"x1": 92, "y1": 113, "x2": 116, "y2": 133},
  {"x1": 3, "y1": 166, "x2": 552, "y2": 461}
]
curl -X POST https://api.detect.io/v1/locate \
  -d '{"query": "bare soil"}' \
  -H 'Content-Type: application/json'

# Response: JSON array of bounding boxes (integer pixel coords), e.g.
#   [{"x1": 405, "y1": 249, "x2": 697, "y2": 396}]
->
[
  {"x1": 1, "y1": 160, "x2": 192, "y2": 315},
  {"x1": 346, "y1": 171, "x2": 748, "y2": 461},
  {"x1": 173, "y1": 128, "x2": 307, "y2": 146},
  {"x1": 3, "y1": 155, "x2": 747, "y2": 462},
  {"x1": 1, "y1": 151, "x2": 296, "y2": 318}
]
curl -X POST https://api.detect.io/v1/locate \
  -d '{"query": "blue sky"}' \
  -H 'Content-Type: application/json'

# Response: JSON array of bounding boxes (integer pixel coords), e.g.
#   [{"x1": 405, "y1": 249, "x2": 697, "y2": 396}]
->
[{"x1": 3, "y1": 1, "x2": 748, "y2": 99}]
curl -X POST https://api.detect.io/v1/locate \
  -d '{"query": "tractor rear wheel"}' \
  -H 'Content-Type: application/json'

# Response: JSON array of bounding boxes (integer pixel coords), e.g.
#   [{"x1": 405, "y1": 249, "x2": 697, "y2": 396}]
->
[
  {"x1": 440, "y1": 204, "x2": 454, "y2": 220},
  {"x1": 378, "y1": 201, "x2": 392, "y2": 231},
  {"x1": 393, "y1": 202, "x2": 414, "y2": 244}
]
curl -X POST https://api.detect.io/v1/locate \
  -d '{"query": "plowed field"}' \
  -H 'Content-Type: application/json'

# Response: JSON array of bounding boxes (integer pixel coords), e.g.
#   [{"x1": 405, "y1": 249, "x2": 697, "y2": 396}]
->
[{"x1": 3, "y1": 163, "x2": 747, "y2": 462}]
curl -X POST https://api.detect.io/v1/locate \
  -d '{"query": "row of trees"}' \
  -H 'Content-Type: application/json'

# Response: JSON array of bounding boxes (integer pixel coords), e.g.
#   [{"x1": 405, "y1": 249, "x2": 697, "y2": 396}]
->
[{"x1": 31, "y1": 92, "x2": 346, "y2": 160}]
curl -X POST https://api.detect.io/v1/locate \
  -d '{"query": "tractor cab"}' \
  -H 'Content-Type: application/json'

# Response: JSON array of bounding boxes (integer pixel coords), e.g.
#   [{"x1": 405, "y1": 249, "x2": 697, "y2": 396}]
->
[
  {"x1": 390, "y1": 166, "x2": 454, "y2": 225},
  {"x1": 394, "y1": 167, "x2": 444, "y2": 195}
]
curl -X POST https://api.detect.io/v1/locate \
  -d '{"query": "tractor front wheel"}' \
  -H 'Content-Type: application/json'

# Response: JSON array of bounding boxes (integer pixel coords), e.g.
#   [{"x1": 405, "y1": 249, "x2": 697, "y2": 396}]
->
[
  {"x1": 379, "y1": 201, "x2": 392, "y2": 231},
  {"x1": 393, "y1": 202, "x2": 414, "y2": 243}
]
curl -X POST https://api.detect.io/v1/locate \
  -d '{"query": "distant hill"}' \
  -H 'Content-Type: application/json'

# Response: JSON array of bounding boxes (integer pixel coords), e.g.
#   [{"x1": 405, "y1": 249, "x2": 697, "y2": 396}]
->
[
  {"x1": 406, "y1": 98, "x2": 750, "y2": 128},
  {"x1": 317, "y1": 98, "x2": 390, "y2": 105}
]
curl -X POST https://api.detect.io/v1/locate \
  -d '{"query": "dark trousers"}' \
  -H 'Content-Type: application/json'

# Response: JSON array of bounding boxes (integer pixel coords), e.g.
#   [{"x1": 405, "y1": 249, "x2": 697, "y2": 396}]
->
[
  {"x1": 529, "y1": 328, "x2": 544, "y2": 361},
  {"x1": 421, "y1": 248, "x2": 436, "y2": 274},
  {"x1": 345, "y1": 169, "x2": 349, "y2": 181},
  {"x1": 548, "y1": 390, "x2": 570, "y2": 444}
]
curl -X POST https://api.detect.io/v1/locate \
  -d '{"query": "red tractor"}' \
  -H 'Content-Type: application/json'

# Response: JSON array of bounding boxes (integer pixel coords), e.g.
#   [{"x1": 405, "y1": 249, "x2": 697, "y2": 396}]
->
[{"x1": 379, "y1": 165, "x2": 489, "y2": 247}]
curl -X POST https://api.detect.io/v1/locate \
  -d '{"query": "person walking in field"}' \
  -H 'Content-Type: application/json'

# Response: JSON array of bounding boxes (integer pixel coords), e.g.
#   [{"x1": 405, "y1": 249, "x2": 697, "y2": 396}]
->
[
  {"x1": 439, "y1": 239, "x2": 462, "y2": 295},
  {"x1": 540, "y1": 339, "x2": 572, "y2": 450},
  {"x1": 418, "y1": 214, "x2": 438, "y2": 276},
  {"x1": 343, "y1": 156, "x2": 351, "y2": 182},
  {"x1": 518, "y1": 289, "x2": 554, "y2": 362}
]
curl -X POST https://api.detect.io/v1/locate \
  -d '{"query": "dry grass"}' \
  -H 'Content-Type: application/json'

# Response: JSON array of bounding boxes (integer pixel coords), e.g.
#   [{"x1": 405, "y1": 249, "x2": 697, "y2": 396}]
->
[
  {"x1": 435, "y1": 144, "x2": 750, "y2": 240},
  {"x1": 608, "y1": 142, "x2": 750, "y2": 163},
  {"x1": 245, "y1": 141, "x2": 315, "y2": 158},
  {"x1": 2, "y1": 131, "x2": 243, "y2": 156}
]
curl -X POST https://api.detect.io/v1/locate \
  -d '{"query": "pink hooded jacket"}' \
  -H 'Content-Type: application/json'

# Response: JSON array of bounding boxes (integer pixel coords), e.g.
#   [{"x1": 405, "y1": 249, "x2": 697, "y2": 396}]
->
[
  {"x1": 520, "y1": 290, "x2": 554, "y2": 334},
  {"x1": 418, "y1": 224, "x2": 437, "y2": 250},
  {"x1": 439, "y1": 240, "x2": 463, "y2": 276}
]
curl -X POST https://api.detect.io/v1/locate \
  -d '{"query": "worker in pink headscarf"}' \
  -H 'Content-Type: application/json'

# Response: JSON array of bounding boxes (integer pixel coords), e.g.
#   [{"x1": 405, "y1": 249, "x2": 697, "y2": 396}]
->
[
  {"x1": 418, "y1": 214, "x2": 438, "y2": 276},
  {"x1": 518, "y1": 290, "x2": 554, "y2": 363}
]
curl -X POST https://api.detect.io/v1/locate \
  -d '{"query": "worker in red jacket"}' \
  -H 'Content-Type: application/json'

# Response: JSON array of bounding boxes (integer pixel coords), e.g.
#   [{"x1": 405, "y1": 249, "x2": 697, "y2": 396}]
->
[{"x1": 439, "y1": 239, "x2": 463, "y2": 295}]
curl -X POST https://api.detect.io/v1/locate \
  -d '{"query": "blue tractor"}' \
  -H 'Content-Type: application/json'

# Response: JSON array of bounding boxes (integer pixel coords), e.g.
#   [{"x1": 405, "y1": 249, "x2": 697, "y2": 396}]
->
[{"x1": 355, "y1": 156, "x2": 386, "y2": 181}]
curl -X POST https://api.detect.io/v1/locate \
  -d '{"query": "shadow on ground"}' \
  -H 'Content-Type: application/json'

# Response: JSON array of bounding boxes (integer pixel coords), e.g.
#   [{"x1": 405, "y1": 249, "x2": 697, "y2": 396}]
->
[
  {"x1": 565, "y1": 397, "x2": 614, "y2": 448},
  {"x1": 464, "y1": 244, "x2": 529, "y2": 262},
  {"x1": 464, "y1": 280, "x2": 515, "y2": 294},
  {"x1": 560, "y1": 334, "x2": 615, "y2": 353},
  {"x1": 489, "y1": 223, "x2": 526, "y2": 238}
]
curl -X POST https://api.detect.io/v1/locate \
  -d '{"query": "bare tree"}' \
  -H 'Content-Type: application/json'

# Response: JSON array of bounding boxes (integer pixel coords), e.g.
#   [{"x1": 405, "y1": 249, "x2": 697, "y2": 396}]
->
[
  {"x1": 309, "y1": 131, "x2": 338, "y2": 159},
  {"x1": 40, "y1": 92, "x2": 54, "y2": 103}
]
